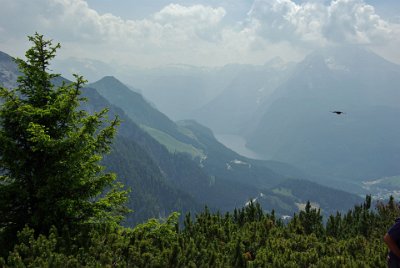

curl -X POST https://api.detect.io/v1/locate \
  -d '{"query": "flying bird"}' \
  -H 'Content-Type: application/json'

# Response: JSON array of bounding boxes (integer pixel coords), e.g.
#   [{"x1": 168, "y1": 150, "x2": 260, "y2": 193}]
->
[{"x1": 331, "y1": 111, "x2": 345, "y2": 115}]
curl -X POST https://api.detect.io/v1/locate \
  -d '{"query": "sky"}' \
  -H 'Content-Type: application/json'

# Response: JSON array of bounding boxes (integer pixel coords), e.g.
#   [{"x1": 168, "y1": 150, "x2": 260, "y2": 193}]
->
[{"x1": 0, "y1": 0, "x2": 399, "y2": 68}]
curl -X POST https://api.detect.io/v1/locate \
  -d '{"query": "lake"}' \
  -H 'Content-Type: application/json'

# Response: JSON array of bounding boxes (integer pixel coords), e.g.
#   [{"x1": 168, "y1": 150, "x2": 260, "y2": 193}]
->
[{"x1": 215, "y1": 134, "x2": 270, "y2": 160}]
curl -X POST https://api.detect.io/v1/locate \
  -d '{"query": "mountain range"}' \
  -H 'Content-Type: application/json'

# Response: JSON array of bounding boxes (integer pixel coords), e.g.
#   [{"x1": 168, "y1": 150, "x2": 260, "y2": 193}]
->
[
  {"x1": 0, "y1": 50, "x2": 364, "y2": 224},
  {"x1": 100, "y1": 45, "x2": 400, "y2": 194}
]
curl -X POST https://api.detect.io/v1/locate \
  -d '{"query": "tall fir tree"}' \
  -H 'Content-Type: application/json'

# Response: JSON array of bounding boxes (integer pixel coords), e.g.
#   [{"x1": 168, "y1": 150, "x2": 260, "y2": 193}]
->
[{"x1": 0, "y1": 33, "x2": 128, "y2": 253}]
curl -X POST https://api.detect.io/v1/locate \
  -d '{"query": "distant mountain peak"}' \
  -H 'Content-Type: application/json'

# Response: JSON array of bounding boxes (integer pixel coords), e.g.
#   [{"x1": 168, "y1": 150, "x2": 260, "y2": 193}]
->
[
  {"x1": 97, "y1": 75, "x2": 120, "y2": 83},
  {"x1": 90, "y1": 76, "x2": 137, "y2": 94}
]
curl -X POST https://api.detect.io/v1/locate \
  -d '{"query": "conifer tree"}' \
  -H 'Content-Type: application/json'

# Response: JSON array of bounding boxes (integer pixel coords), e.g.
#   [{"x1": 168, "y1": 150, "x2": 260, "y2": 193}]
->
[{"x1": 0, "y1": 33, "x2": 128, "y2": 252}]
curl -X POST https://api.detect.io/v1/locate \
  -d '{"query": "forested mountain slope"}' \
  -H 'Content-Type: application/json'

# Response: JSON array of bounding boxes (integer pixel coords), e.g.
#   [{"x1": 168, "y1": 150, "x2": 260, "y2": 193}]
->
[
  {"x1": 81, "y1": 87, "x2": 204, "y2": 224},
  {"x1": 89, "y1": 74, "x2": 363, "y2": 216}
]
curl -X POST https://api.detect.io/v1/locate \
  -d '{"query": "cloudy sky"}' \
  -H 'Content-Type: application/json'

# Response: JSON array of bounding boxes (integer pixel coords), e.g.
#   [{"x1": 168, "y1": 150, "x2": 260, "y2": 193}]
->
[{"x1": 1, "y1": 0, "x2": 399, "y2": 68}]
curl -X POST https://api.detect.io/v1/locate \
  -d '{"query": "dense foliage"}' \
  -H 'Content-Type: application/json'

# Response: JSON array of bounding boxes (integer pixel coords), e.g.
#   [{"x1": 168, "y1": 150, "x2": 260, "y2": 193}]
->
[
  {"x1": 0, "y1": 197, "x2": 397, "y2": 267},
  {"x1": 0, "y1": 33, "x2": 128, "y2": 255}
]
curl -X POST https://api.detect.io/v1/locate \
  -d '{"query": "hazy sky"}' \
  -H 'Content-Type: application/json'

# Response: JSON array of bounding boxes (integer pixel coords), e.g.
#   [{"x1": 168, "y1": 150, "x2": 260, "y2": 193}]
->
[{"x1": 1, "y1": 0, "x2": 399, "y2": 67}]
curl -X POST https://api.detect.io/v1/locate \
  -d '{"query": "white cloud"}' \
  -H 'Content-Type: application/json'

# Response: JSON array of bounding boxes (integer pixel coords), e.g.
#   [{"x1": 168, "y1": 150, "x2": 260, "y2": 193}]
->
[
  {"x1": 324, "y1": 0, "x2": 392, "y2": 44},
  {"x1": 154, "y1": 4, "x2": 226, "y2": 25},
  {"x1": 0, "y1": 0, "x2": 398, "y2": 67},
  {"x1": 247, "y1": 0, "x2": 394, "y2": 46},
  {"x1": 0, "y1": 0, "x2": 232, "y2": 65}
]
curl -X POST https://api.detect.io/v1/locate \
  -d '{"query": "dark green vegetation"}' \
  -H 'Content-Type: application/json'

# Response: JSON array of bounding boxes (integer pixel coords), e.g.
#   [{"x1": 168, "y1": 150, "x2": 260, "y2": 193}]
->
[{"x1": 1, "y1": 196, "x2": 397, "y2": 267}]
